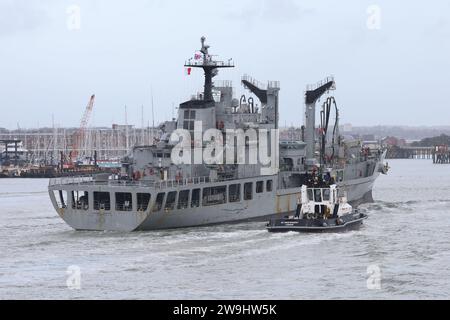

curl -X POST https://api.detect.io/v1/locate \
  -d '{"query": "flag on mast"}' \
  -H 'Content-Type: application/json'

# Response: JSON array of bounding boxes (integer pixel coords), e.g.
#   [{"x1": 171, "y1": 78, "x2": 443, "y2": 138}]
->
[{"x1": 194, "y1": 52, "x2": 202, "y2": 60}]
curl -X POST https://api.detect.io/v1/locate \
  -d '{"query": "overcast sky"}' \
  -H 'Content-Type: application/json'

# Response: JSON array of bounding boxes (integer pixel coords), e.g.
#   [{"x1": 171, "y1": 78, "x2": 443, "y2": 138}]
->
[{"x1": 1, "y1": 0, "x2": 449, "y2": 129}]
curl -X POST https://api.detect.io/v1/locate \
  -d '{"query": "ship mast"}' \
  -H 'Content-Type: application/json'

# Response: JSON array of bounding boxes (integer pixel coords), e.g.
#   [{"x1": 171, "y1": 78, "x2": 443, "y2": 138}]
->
[{"x1": 184, "y1": 37, "x2": 234, "y2": 101}]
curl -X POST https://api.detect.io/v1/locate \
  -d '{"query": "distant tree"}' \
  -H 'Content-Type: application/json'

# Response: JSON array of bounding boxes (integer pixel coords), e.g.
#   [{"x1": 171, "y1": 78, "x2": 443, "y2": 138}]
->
[{"x1": 411, "y1": 134, "x2": 450, "y2": 147}]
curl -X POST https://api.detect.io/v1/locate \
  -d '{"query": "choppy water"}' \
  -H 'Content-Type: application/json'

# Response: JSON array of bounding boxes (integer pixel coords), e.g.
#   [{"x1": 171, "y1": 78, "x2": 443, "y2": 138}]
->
[{"x1": 1, "y1": 159, "x2": 450, "y2": 299}]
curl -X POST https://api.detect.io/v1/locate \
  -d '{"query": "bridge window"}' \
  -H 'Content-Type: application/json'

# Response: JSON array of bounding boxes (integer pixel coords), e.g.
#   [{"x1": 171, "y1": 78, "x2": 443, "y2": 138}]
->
[
  {"x1": 256, "y1": 181, "x2": 264, "y2": 193},
  {"x1": 137, "y1": 193, "x2": 151, "y2": 211},
  {"x1": 244, "y1": 182, "x2": 253, "y2": 200},
  {"x1": 178, "y1": 190, "x2": 190, "y2": 209},
  {"x1": 115, "y1": 192, "x2": 133, "y2": 211},
  {"x1": 153, "y1": 193, "x2": 165, "y2": 212},
  {"x1": 307, "y1": 189, "x2": 313, "y2": 201},
  {"x1": 203, "y1": 186, "x2": 226, "y2": 206},
  {"x1": 323, "y1": 189, "x2": 330, "y2": 201},
  {"x1": 229, "y1": 184, "x2": 240, "y2": 203},
  {"x1": 266, "y1": 180, "x2": 273, "y2": 192},
  {"x1": 71, "y1": 191, "x2": 89, "y2": 210},
  {"x1": 183, "y1": 110, "x2": 196, "y2": 131},
  {"x1": 165, "y1": 191, "x2": 177, "y2": 210},
  {"x1": 94, "y1": 192, "x2": 111, "y2": 211},
  {"x1": 314, "y1": 189, "x2": 322, "y2": 203},
  {"x1": 183, "y1": 121, "x2": 194, "y2": 130},
  {"x1": 191, "y1": 188, "x2": 200, "y2": 208}
]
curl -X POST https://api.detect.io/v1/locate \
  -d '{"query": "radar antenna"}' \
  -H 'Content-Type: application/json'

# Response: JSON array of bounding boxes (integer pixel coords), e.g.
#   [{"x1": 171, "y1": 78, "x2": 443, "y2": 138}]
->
[
  {"x1": 200, "y1": 36, "x2": 209, "y2": 55},
  {"x1": 185, "y1": 37, "x2": 234, "y2": 101}
]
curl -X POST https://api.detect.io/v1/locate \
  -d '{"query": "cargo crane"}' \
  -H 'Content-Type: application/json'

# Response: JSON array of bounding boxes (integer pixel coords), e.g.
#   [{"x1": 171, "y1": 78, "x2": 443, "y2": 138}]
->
[{"x1": 69, "y1": 94, "x2": 95, "y2": 165}]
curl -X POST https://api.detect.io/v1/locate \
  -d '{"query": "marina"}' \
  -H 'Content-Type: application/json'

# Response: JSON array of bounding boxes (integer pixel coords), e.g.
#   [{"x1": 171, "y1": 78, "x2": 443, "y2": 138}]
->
[{"x1": 0, "y1": 124, "x2": 155, "y2": 178}]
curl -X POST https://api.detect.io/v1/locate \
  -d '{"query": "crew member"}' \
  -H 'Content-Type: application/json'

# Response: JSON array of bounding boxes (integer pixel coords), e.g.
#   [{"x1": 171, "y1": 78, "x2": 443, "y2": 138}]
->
[{"x1": 295, "y1": 196, "x2": 302, "y2": 218}]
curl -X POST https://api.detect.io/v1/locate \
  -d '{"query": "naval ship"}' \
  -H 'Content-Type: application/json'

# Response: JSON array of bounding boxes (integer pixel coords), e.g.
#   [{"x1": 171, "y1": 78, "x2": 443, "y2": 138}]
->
[{"x1": 48, "y1": 37, "x2": 388, "y2": 231}]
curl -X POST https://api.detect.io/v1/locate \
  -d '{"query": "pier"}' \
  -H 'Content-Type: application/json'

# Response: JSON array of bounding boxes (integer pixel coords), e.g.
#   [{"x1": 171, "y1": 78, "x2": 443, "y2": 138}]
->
[
  {"x1": 386, "y1": 145, "x2": 450, "y2": 163},
  {"x1": 432, "y1": 145, "x2": 450, "y2": 164},
  {"x1": 386, "y1": 146, "x2": 433, "y2": 159}
]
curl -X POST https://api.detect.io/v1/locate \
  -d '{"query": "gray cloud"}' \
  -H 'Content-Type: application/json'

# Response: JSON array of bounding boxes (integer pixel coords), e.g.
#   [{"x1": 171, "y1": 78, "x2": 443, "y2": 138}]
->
[
  {"x1": 224, "y1": 0, "x2": 314, "y2": 26},
  {"x1": 0, "y1": 0, "x2": 51, "y2": 36},
  {"x1": 423, "y1": 16, "x2": 450, "y2": 38}
]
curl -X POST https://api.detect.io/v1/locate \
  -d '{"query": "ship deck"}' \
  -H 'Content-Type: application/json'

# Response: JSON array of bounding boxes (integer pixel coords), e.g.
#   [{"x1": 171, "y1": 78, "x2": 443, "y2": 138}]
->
[{"x1": 49, "y1": 175, "x2": 215, "y2": 190}]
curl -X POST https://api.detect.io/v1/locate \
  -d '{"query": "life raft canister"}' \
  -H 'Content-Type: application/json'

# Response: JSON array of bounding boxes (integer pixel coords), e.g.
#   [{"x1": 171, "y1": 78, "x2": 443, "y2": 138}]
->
[{"x1": 134, "y1": 171, "x2": 141, "y2": 181}]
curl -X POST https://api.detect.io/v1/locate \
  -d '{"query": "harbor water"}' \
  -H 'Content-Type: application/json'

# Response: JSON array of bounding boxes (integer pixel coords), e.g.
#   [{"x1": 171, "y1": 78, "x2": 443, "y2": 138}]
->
[{"x1": 1, "y1": 159, "x2": 450, "y2": 299}]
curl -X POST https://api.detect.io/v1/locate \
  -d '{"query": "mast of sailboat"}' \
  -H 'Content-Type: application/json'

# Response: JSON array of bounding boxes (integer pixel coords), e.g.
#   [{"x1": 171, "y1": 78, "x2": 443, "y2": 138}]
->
[
  {"x1": 141, "y1": 105, "x2": 145, "y2": 145},
  {"x1": 151, "y1": 87, "x2": 155, "y2": 142},
  {"x1": 125, "y1": 105, "x2": 129, "y2": 151},
  {"x1": 52, "y1": 114, "x2": 57, "y2": 165}
]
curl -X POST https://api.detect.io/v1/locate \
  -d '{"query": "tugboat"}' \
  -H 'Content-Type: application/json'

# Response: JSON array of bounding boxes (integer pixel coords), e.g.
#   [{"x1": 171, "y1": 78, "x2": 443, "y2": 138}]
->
[{"x1": 266, "y1": 183, "x2": 367, "y2": 233}]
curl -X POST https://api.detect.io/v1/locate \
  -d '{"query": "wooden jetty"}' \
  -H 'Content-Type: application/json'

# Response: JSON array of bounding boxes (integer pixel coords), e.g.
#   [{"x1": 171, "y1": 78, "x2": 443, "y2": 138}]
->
[{"x1": 387, "y1": 146, "x2": 433, "y2": 159}]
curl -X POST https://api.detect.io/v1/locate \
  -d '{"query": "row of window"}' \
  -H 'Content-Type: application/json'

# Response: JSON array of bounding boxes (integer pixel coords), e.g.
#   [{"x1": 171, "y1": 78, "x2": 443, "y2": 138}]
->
[
  {"x1": 306, "y1": 188, "x2": 331, "y2": 203},
  {"x1": 55, "y1": 180, "x2": 274, "y2": 213},
  {"x1": 67, "y1": 191, "x2": 151, "y2": 212},
  {"x1": 154, "y1": 152, "x2": 171, "y2": 159},
  {"x1": 152, "y1": 179, "x2": 273, "y2": 212}
]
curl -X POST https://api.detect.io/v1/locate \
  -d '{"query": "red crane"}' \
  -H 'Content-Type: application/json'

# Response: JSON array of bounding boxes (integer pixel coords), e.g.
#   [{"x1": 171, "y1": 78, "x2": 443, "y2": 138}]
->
[{"x1": 71, "y1": 94, "x2": 95, "y2": 162}]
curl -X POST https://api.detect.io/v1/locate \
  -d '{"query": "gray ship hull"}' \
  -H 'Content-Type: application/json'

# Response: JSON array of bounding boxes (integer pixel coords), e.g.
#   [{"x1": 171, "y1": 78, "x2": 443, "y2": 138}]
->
[{"x1": 340, "y1": 173, "x2": 379, "y2": 205}]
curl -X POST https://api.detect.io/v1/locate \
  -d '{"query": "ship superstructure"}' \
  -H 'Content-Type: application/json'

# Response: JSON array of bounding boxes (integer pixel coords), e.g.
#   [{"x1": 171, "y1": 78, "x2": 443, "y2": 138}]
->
[{"x1": 48, "y1": 38, "x2": 387, "y2": 231}]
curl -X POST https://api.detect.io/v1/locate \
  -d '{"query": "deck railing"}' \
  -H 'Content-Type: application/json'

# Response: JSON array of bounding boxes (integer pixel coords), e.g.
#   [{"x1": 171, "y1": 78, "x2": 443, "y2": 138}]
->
[
  {"x1": 49, "y1": 176, "x2": 94, "y2": 186},
  {"x1": 49, "y1": 175, "x2": 213, "y2": 189},
  {"x1": 306, "y1": 76, "x2": 335, "y2": 92}
]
